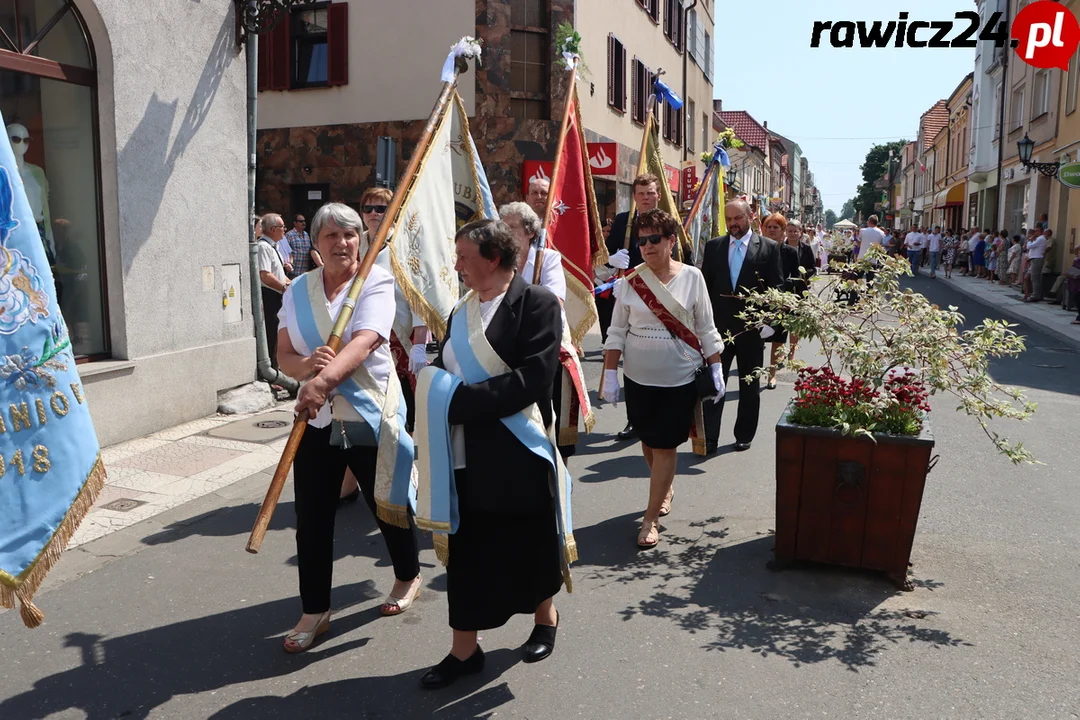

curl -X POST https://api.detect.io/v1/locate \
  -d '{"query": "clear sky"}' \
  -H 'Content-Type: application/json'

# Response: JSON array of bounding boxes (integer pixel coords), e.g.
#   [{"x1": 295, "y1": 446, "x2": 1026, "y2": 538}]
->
[{"x1": 713, "y1": 0, "x2": 978, "y2": 215}]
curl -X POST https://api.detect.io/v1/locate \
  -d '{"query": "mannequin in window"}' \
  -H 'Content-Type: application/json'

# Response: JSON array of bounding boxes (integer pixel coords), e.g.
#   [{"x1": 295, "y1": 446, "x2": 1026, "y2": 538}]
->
[{"x1": 7, "y1": 123, "x2": 54, "y2": 264}]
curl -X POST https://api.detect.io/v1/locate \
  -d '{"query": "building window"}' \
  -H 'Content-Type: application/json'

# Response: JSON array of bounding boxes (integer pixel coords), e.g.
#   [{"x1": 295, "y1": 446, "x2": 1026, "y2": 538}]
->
[
  {"x1": 259, "y1": 3, "x2": 348, "y2": 91},
  {"x1": 1032, "y1": 70, "x2": 1050, "y2": 117},
  {"x1": 631, "y1": 58, "x2": 653, "y2": 125},
  {"x1": 993, "y1": 82, "x2": 1002, "y2": 140},
  {"x1": 686, "y1": 99, "x2": 695, "y2": 153},
  {"x1": 509, "y1": 1, "x2": 549, "y2": 121},
  {"x1": 663, "y1": 101, "x2": 682, "y2": 147},
  {"x1": 291, "y1": 8, "x2": 329, "y2": 88},
  {"x1": 1067, "y1": 51, "x2": 1079, "y2": 115},
  {"x1": 686, "y1": 8, "x2": 698, "y2": 63},
  {"x1": 663, "y1": 0, "x2": 683, "y2": 50},
  {"x1": 0, "y1": 1, "x2": 106, "y2": 360},
  {"x1": 607, "y1": 34, "x2": 627, "y2": 113},
  {"x1": 636, "y1": 0, "x2": 660, "y2": 23},
  {"x1": 703, "y1": 31, "x2": 713, "y2": 81},
  {"x1": 702, "y1": 112, "x2": 709, "y2": 152},
  {"x1": 1011, "y1": 86, "x2": 1025, "y2": 130}
]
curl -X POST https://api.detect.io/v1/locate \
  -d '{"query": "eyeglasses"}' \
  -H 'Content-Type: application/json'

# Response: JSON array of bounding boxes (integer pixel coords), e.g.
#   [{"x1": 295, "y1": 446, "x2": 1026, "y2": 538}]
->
[
  {"x1": 9, "y1": 136, "x2": 29, "y2": 144},
  {"x1": 637, "y1": 233, "x2": 665, "y2": 246},
  {"x1": 270, "y1": 224, "x2": 286, "y2": 230},
  {"x1": 362, "y1": 205, "x2": 387, "y2": 214}
]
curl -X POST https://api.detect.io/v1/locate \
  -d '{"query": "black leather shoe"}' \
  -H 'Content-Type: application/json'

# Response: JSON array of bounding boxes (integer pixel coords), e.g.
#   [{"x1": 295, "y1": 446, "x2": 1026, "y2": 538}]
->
[
  {"x1": 420, "y1": 646, "x2": 485, "y2": 689},
  {"x1": 523, "y1": 613, "x2": 558, "y2": 663},
  {"x1": 705, "y1": 442, "x2": 718, "y2": 455},
  {"x1": 616, "y1": 423, "x2": 636, "y2": 440},
  {"x1": 337, "y1": 487, "x2": 360, "y2": 509},
  {"x1": 734, "y1": 441, "x2": 752, "y2": 452}
]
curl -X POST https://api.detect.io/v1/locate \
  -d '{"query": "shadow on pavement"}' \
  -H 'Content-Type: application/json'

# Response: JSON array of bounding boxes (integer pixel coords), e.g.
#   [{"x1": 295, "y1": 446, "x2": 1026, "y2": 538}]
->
[
  {"x1": 207, "y1": 651, "x2": 520, "y2": 719},
  {"x1": 573, "y1": 513, "x2": 970, "y2": 671},
  {"x1": 575, "y1": 451, "x2": 711, "y2": 484},
  {"x1": 0, "y1": 582, "x2": 385, "y2": 720}
]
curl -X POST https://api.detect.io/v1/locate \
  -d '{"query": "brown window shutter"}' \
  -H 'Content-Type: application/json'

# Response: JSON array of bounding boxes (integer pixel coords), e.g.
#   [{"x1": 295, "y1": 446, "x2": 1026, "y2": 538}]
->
[
  {"x1": 327, "y1": 2, "x2": 349, "y2": 87},
  {"x1": 663, "y1": 0, "x2": 671, "y2": 38},
  {"x1": 269, "y1": 12, "x2": 291, "y2": 90},
  {"x1": 619, "y1": 46, "x2": 627, "y2": 111},
  {"x1": 257, "y1": 32, "x2": 270, "y2": 92},
  {"x1": 631, "y1": 59, "x2": 639, "y2": 121},
  {"x1": 607, "y1": 35, "x2": 615, "y2": 107}
]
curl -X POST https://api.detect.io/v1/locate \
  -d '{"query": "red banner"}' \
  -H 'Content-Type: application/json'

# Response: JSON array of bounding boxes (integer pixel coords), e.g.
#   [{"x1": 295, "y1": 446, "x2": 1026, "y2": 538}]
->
[
  {"x1": 586, "y1": 142, "x2": 618, "y2": 176},
  {"x1": 681, "y1": 165, "x2": 698, "y2": 197},
  {"x1": 522, "y1": 160, "x2": 554, "y2": 197}
]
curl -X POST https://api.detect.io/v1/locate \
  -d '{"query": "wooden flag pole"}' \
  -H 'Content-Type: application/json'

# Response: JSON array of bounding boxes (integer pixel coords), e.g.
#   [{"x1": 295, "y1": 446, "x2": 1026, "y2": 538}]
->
[
  {"x1": 534, "y1": 58, "x2": 580, "y2": 286},
  {"x1": 246, "y1": 54, "x2": 473, "y2": 554}
]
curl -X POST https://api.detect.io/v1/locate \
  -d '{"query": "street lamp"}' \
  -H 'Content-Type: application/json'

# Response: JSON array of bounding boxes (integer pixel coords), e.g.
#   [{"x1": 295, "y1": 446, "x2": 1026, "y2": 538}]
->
[
  {"x1": 726, "y1": 165, "x2": 738, "y2": 188},
  {"x1": 1016, "y1": 133, "x2": 1061, "y2": 178}
]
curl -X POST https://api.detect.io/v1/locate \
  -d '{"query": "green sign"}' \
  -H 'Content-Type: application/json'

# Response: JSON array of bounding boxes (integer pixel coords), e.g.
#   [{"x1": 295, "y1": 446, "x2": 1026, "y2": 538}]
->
[{"x1": 1060, "y1": 162, "x2": 1080, "y2": 189}]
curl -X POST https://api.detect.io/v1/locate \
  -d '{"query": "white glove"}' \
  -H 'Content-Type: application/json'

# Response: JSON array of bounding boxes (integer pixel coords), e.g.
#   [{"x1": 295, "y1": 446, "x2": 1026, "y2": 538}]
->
[
  {"x1": 409, "y1": 344, "x2": 428, "y2": 374},
  {"x1": 602, "y1": 369, "x2": 621, "y2": 405},
  {"x1": 609, "y1": 248, "x2": 631, "y2": 270},
  {"x1": 759, "y1": 325, "x2": 776, "y2": 340},
  {"x1": 709, "y1": 363, "x2": 726, "y2": 404}
]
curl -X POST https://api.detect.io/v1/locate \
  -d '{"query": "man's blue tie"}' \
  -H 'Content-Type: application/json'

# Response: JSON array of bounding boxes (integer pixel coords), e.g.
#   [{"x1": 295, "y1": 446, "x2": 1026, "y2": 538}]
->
[{"x1": 730, "y1": 239, "x2": 745, "y2": 289}]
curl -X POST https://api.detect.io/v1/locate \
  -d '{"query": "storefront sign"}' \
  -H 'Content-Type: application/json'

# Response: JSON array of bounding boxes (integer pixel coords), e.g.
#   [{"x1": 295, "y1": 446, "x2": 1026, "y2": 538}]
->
[
  {"x1": 665, "y1": 164, "x2": 680, "y2": 193},
  {"x1": 521, "y1": 160, "x2": 554, "y2": 197},
  {"x1": 586, "y1": 142, "x2": 618, "y2": 176},
  {"x1": 680, "y1": 164, "x2": 698, "y2": 197},
  {"x1": 1059, "y1": 162, "x2": 1080, "y2": 189}
]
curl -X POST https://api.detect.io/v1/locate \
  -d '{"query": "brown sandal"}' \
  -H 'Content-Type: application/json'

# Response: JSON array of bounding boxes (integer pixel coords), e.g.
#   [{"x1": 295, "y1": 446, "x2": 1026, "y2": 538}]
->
[{"x1": 637, "y1": 520, "x2": 659, "y2": 548}]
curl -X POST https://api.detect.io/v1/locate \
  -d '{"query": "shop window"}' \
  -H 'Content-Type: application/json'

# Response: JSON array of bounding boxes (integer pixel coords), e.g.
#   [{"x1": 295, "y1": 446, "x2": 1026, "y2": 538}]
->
[{"x1": 0, "y1": 1, "x2": 104, "y2": 360}]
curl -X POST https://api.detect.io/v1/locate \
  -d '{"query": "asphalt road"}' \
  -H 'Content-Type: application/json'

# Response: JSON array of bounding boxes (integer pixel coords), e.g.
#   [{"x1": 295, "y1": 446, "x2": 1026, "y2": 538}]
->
[{"x1": 1, "y1": 275, "x2": 1078, "y2": 719}]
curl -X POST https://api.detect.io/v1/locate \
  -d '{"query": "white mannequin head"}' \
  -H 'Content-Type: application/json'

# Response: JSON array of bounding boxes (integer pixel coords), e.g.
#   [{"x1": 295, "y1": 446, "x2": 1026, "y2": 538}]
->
[{"x1": 6, "y1": 123, "x2": 29, "y2": 159}]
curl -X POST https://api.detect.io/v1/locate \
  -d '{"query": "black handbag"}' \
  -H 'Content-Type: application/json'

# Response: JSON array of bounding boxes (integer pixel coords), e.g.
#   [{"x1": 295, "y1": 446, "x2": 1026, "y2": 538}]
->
[{"x1": 668, "y1": 329, "x2": 716, "y2": 400}]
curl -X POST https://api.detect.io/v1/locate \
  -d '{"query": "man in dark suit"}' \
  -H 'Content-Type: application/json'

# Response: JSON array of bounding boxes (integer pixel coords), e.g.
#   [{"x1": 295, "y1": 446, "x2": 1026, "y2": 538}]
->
[
  {"x1": 596, "y1": 173, "x2": 661, "y2": 440},
  {"x1": 701, "y1": 199, "x2": 784, "y2": 452}
]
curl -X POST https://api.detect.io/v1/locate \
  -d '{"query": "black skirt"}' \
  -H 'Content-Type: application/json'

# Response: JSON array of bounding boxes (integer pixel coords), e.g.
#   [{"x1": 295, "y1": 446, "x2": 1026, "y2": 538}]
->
[
  {"x1": 624, "y1": 376, "x2": 697, "y2": 449},
  {"x1": 447, "y1": 470, "x2": 564, "y2": 631}
]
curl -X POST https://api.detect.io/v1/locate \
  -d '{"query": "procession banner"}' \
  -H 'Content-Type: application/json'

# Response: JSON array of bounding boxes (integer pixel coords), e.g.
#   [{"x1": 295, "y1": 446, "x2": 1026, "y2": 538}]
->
[
  {"x1": 387, "y1": 90, "x2": 496, "y2": 340},
  {"x1": 0, "y1": 109, "x2": 105, "y2": 627},
  {"x1": 684, "y1": 145, "x2": 728, "y2": 266},
  {"x1": 544, "y1": 84, "x2": 608, "y2": 346}
]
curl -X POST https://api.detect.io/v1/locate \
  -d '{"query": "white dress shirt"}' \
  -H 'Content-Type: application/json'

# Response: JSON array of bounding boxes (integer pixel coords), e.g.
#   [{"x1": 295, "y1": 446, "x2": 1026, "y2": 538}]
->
[
  {"x1": 522, "y1": 246, "x2": 567, "y2": 302},
  {"x1": 278, "y1": 265, "x2": 396, "y2": 428},
  {"x1": 257, "y1": 239, "x2": 288, "y2": 288},
  {"x1": 927, "y1": 233, "x2": 942, "y2": 252},
  {"x1": 1026, "y1": 236, "x2": 1047, "y2": 259}
]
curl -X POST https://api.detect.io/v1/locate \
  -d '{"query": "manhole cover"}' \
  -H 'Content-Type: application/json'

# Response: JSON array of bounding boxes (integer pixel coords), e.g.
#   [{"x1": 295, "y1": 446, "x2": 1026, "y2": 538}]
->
[
  {"x1": 101, "y1": 498, "x2": 147, "y2": 512},
  {"x1": 255, "y1": 420, "x2": 288, "y2": 429}
]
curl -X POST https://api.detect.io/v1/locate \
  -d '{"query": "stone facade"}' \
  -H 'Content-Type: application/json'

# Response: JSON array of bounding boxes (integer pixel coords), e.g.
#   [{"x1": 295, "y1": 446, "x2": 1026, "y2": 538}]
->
[{"x1": 257, "y1": 0, "x2": 575, "y2": 214}]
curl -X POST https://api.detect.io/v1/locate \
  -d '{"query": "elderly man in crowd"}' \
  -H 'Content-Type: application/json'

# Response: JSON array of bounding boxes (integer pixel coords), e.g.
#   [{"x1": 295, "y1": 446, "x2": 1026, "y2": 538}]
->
[{"x1": 526, "y1": 177, "x2": 550, "y2": 218}]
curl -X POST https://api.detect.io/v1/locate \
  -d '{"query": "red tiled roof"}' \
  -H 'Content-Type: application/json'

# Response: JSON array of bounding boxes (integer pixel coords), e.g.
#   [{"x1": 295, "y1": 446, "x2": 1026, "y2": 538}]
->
[
  {"x1": 920, "y1": 101, "x2": 948, "y2": 152},
  {"x1": 720, "y1": 110, "x2": 768, "y2": 151}
]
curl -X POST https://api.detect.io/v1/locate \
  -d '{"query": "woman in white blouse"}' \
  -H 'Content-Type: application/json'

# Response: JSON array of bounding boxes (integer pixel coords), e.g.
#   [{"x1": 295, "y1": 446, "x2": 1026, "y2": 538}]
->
[
  {"x1": 500, "y1": 202, "x2": 578, "y2": 459},
  {"x1": 276, "y1": 203, "x2": 421, "y2": 652},
  {"x1": 601, "y1": 209, "x2": 724, "y2": 548}
]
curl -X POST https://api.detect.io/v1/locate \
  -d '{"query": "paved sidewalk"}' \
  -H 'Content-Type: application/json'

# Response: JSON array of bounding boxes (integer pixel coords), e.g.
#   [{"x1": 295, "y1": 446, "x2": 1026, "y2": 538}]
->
[
  {"x1": 70, "y1": 405, "x2": 295, "y2": 548},
  {"x1": 935, "y1": 273, "x2": 1080, "y2": 349}
]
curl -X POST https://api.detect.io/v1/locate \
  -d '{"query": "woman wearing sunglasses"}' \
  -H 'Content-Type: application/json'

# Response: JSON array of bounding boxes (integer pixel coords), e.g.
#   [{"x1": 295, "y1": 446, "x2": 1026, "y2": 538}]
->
[{"x1": 601, "y1": 209, "x2": 724, "y2": 548}]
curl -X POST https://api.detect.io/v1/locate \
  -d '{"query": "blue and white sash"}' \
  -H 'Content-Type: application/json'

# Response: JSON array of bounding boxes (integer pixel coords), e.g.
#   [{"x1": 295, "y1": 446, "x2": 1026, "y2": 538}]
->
[
  {"x1": 414, "y1": 292, "x2": 577, "y2": 589},
  {"x1": 292, "y1": 269, "x2": 416, "y2": 527}
]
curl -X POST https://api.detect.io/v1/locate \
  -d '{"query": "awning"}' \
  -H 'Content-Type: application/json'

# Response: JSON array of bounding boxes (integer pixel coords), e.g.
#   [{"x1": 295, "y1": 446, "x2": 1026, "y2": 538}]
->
[{"x1": 934, "y1": 183, "x2": 966, "y2": 208}]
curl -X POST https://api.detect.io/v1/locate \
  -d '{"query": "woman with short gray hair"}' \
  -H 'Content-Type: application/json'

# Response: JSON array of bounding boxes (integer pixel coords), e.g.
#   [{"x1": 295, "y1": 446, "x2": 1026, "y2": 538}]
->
[{"x1": 275, "y1": 202, "x2": 422, "y2": 652}]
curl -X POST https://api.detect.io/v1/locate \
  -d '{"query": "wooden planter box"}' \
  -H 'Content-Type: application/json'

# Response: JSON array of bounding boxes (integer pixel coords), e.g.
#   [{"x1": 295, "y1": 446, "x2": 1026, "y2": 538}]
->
[{"x1": 773, "y1": 408, "x2": 936, "y2": 590}]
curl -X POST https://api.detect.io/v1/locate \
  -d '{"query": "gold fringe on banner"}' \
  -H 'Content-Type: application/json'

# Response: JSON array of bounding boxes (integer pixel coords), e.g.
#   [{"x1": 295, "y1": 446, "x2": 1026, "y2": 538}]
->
[
  {"x1": 432, "y1": 533, "x2": 449, "y2": 567},
  {"x1": 0, "y1": 456, "x2": 106, "y2": 628}
]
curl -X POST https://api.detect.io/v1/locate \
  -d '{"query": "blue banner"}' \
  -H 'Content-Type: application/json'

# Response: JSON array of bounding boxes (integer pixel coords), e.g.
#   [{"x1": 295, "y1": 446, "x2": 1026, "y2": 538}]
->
[
  {"x1": 0, "y1": 109, "x2": 104, "y2": 627},
  {"x1": 653, "y1": 78, "x2": 684, "y2": 110}
]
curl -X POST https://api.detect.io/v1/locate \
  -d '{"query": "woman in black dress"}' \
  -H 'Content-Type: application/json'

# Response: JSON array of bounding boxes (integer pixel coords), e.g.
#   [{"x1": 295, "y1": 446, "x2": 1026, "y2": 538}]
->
[
  {"x1": 761, "y1": 213, "x2": 796, "y2": 389},
  {"x1": 419, "y1": 219, "x2": 567, "y2": 689}
]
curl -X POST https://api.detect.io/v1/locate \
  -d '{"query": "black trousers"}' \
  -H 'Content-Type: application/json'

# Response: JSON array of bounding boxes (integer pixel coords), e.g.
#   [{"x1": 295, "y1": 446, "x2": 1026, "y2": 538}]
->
[
  {"x1": 262, "y1": 287, "x2": 282, "y2": 369},
  {"x1": 293, "y1": 425, "x2": 420, "y2": 614},
  {"x1": 704, "y1": 330, "x2": 764, "y2": 445},
  {"x1": 596, "y1": 293, "x2": 615, "y2": 344}
]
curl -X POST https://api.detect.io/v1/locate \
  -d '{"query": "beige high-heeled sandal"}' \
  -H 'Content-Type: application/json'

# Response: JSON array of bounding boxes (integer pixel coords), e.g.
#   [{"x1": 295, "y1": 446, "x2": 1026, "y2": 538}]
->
[
  {"x1": 380, "y1": 575, "x2": 422, "y2": 616},
  {"x1": 659, "y1": 490, "x2": 674, "y2": 517},
  {"x1": 283, "y1": 610, "x2": 331, "y2": 653},
  {"x1": 637, "y1": 520, "x2": 659, "y2": 548}
]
